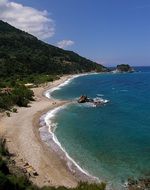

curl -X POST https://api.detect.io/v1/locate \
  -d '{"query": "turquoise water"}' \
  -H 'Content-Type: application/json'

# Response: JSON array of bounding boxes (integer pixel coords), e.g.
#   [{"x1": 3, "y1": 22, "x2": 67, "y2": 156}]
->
[{"x1": 50, "y1": 67, "x2": 150, "y2": 188}]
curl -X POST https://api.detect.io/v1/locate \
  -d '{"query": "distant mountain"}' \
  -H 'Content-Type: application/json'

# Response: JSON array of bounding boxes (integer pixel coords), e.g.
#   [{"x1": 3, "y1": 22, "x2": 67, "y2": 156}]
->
[{"x1": 0, "y1": 20, "x2": 108, "y2": 78}]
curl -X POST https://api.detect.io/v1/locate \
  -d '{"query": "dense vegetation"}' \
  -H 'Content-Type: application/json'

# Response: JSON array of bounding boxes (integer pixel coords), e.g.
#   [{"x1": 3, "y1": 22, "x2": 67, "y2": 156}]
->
[
  {"x1": 0, "y1": 21, "x2": 107, "y2": 187},
  {"x1": 0, "y1": 138, "x2": 106, "y2": 190},
  {"x1": 116, "y1": 64, "x2": 134, "y2": 72},
  {"x1": 0, "y1": 20, "x2": 108, "y2": 80},
  {"x1": 0, "y1": 20, "x2": 108, "y2": 110},
  {"x1": 0, "y1": 83, "x2": 34, "y2": 111}
]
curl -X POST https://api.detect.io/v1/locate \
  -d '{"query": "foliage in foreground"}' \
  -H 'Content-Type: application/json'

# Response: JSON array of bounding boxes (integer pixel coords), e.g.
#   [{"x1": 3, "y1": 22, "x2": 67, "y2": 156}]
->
[
  {"x1": 0, "y1": 83, "x2": 34, "y2": 110},
  {"x1": 0, "y1": 138, "x2": 106, "y2": 190},
  {"x1": 0, "y1": 73, "x2": 61, "y2": 111}
]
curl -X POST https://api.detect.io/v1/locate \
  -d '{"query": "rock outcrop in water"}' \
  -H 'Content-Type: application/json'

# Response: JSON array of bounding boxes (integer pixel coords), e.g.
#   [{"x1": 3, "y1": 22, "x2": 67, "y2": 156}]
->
[
  {"x1": 77, "y1": 95, "x2": 109, "y2": 106},
  {"x1": 78, "y1": 95, "x2": 92, "y2": 103}
]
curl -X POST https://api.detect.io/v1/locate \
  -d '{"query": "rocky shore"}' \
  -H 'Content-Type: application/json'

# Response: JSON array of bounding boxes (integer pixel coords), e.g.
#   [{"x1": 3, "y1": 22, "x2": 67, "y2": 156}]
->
[{"x1": 127, "y1": 178, "x2": 150, "y2": 190}]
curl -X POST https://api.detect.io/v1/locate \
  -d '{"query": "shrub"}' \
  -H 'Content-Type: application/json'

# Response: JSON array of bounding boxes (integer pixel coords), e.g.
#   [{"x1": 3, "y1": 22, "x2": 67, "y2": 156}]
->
[
  {"x1": 0, "y1": 139, "x2": 9, "y2": 156},
  {"x1": 0, "y1": 157, "x2": 9, "y2": 175},
  {"x1": 0, "y1": 84, "x2": 34, "y2": 110},
  {"x1": 12, "y1": 108, "x2": 17, "y2": 113},
  {"x1": 6, "y1": 112, "x2": 10, "y2": 117}
]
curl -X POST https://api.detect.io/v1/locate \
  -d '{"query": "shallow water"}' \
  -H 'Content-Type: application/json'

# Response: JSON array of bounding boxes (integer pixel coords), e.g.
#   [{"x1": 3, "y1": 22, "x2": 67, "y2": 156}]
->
[{"x1": 49, "y1": 67, "x2": 150, "y2": 189}]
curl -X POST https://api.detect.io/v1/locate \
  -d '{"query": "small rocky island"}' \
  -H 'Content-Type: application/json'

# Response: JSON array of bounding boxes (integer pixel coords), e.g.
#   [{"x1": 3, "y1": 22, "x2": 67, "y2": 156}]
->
[
  {"x1": 78, "y1": 95, "x2": 109, "y2": 106},
  {"x1": 112, "y1": 64, "x2": 135, "y2": 73}
]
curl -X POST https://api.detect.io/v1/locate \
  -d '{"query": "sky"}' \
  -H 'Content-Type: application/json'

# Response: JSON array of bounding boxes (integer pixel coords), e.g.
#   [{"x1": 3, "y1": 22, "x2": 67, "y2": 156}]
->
[{"x1": 0, "y1": 0, "x2": 150, "y2": 66}]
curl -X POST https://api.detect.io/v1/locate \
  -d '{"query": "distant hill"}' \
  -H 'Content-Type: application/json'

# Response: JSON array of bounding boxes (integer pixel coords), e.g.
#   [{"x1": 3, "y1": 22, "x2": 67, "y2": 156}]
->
[{"x1": 0, "y1": 20, "x2": 108, "y2": 78}]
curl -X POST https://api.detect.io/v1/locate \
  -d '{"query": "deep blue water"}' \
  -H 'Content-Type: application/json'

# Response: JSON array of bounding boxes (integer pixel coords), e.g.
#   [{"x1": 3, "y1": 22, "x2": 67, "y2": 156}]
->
[{"x1": 50, "y1": 67, "x2": 150, "y2": 188}]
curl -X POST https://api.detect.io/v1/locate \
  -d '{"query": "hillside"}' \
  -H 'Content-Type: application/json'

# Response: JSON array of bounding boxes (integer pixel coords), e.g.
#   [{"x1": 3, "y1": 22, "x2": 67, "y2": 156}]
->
[{"x1": 0, "y1": 20, "x2": 108, "y2": 79}]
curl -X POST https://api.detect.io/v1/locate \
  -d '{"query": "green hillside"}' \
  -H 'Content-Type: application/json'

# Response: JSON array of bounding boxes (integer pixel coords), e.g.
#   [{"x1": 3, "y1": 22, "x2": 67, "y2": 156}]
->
[{"x1": 0, "y1": 20, "x2": 108, "y2": 79}]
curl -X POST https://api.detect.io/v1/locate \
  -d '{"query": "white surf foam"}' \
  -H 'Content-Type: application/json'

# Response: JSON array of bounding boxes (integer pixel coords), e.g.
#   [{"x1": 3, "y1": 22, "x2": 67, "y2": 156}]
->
[
  {"x1": 45, "y1": 72, "x2": 99, "y2": 99},
  {"x1": 39, "y1": 73, "x2": 103, "y2": 182},
  {"x1": 39, "y1": 105, "x2": 99, "y2": 182},
  {"x1": 77, "y1": 102, "x2": 95, "y2": 108},
  {"x1": 96, "y1": 94, "x2": 104, "y2": 97},
  {"x1": 94, "y1": 97, "x2": 110, "y2": 104},
  {"x1": 45, "y1": 73, "x2": 91, "y2": 99},
  {"x1": 120, "y1": 89, "x2": 128, "y2": 92}
]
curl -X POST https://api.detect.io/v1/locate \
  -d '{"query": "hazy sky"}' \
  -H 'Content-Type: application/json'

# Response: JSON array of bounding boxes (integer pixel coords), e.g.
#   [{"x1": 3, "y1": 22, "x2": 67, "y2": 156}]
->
[{"x1": 0, "y1": 0, "x2": 150, "y2": 66}]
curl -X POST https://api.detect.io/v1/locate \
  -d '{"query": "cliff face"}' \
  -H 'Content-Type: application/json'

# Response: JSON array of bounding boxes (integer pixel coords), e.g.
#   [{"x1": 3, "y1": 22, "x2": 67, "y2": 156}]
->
[{"x1": 0, "y1": 20, "x2": 108, "y2": 78}]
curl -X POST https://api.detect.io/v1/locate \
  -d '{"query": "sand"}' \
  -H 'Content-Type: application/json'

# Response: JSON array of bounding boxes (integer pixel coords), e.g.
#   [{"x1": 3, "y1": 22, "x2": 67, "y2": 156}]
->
[{"x1": 0, "y1": 75, "x2": 78, "y2": 188}]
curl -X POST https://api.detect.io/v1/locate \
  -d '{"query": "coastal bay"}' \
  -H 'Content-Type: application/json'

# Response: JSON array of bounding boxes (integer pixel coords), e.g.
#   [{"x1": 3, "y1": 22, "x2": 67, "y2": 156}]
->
[
  {"x1": 48, "y1": 68, "x2": 150, "y2": 189},
  {"x1": 0, "y1": 68, "x2": 150, "y2": 190},
  {"x1": 0, "y1": 75, "x2": 80, "y2": 188},
  {"x1": 0, "y1": 2, "x2": 150, "y2": 189}
]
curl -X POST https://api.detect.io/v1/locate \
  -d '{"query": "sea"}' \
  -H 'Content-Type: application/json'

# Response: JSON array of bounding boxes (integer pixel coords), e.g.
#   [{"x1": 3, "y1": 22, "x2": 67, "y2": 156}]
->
[{"x1": 42, "y1": 67, "x2": 150, "y2": 189}]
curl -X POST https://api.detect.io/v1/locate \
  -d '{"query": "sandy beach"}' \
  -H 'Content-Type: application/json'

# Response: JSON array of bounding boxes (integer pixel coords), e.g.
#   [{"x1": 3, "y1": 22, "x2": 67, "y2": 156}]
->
[{"x1": 0, "y1": 75, "x2": 79, "y2": 188}]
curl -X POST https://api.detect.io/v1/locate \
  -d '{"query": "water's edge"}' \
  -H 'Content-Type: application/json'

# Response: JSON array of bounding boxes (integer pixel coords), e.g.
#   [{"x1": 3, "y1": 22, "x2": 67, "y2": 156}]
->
[
  {"x1": 39, "y1": 74, "x2": 101, "y2": 184},
  {"x1": 39, "y1": 70, "x2": 150, "y2": 190}
]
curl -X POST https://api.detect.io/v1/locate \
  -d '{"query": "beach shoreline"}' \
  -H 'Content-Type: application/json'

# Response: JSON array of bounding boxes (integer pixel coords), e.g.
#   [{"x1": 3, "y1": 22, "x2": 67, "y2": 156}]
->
[
  {"x1": 0, "y1": 73, "x2": 98, "y2": 188},
  {"x1": 40, "y1": 75, "x2": 100, "y2": 184}
]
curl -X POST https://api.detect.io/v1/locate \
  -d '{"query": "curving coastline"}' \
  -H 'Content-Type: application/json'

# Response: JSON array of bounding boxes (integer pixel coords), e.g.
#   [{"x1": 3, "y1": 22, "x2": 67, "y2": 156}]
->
[
  {"x1": 44, "y1": 72, "x2": 98, "y2": 99},
  {"x1": 44, "y1": 74, "x2": 80, "y2": 99},
  {"x1": 0, "y1": 73, "x2": 99, "y2": 188},
  {"x1": 39, "y1": 74, "x2": 100, "y2": 183}
]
